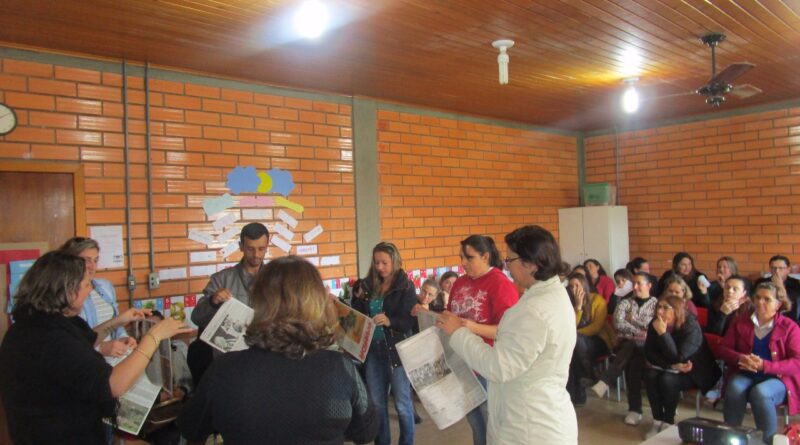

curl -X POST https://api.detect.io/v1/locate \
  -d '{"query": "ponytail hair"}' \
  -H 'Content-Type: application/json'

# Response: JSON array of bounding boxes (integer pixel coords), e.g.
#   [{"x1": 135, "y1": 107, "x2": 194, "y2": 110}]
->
[{"x1": 460, "y1": 235, "x2": 503, "y2": 269}]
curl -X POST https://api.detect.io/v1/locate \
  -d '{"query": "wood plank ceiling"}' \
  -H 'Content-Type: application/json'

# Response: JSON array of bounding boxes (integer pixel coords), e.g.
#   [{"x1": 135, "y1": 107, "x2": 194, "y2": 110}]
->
[{"x1": 1, "y1": 0, "x2": 799, "y2": 131}]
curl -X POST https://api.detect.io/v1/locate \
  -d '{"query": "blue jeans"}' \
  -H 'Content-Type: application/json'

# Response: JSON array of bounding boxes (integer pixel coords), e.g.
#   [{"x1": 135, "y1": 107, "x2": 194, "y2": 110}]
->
[
  {"x1": 724, "y1": 373, "x2": 786, "y2": 444},
  {"x1": 365, "y1": 341, "x2": 414, "y2": 445},
  {"x1": 466, "y1": 374, "x2": 488, "y2": 445}
]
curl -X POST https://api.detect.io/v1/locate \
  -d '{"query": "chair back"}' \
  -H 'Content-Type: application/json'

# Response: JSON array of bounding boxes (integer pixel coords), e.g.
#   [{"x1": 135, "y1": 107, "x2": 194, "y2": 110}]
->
[
  {"x1": 696, "y1": 307, "x2": 709, "y2": 329},
  {"x1": 704, "y1": 332, "x2": 724, "y2": 359}
]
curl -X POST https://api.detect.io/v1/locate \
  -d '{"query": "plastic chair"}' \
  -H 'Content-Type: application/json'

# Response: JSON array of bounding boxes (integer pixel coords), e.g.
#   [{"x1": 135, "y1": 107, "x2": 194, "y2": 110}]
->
[
  {"x1": 594, "y1": 354, "x2": 623, "y2": 402},
  {"x1": 696, "y1": 307, "x2": 709, "y2": 330}
]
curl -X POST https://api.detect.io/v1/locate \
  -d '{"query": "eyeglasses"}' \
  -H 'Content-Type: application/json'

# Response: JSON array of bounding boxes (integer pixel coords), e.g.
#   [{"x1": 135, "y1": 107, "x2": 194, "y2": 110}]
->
[
  {"x1": 754, "y1": 296, "x2": 778, "y2": 304},
  {"x1": 504, "y1": 256, "x2": 521, "y2": 266},
  {"x1": 656, "y1": 304, "x2": 673, "y2": 310}
]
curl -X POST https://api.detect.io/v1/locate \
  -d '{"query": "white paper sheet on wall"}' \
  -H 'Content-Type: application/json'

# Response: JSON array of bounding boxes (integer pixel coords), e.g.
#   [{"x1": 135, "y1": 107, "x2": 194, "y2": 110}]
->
[
  {"x1": 189, "y1": 265, "x2": 217, "y2": 277},
  {"x1": 190, "y1": 251, "x2": 217, "y2": 263},
  {"x1": 277, "y1": 209, "x2": 298, "y2": 228},
  {"x1": 242, "y1": 209, "x2": 272, "y2": 220},
  {"x1": 271, "y1": 235, "x2": 291, "y2": 253},
  {"x1": 158, "y1": 267, "x2": 187, "y2": 281},
  {"x1": 188, "y1": 230, "x2": 215, "y2": 247},
  {"x1": 296, "y1": 245, "x2": 318, "y2": 255},
  {"x1": 90, "y1": 226, "x2": 125, "y2": 269},
  {"x1": 217, "y1": 227, "x2": 239, "y2": 244},
  {"x1": 220, "y1": 242, "x2": 239, "y2": 259},
  {"x1": 321, "y1": 256, "x2": 340, "y2": 266},
  {"x1": 305, "y1": 257, "x2": 320, "y2": 266},
  {"x1": 303, "y1": 224, "x2": 323, "y2": 243},
  {"x1": 212, "y1": 212, "x2": 239, "y2": 232},
  {"x1": 272, "y1": 223, "x2": 294, "y2": 242}
]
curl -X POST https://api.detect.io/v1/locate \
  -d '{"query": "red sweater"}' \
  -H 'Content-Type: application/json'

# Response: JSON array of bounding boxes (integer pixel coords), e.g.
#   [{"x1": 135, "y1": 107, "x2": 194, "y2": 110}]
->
[{"x1": 447, "y1": 267, "x2": 519, "y2": 346}]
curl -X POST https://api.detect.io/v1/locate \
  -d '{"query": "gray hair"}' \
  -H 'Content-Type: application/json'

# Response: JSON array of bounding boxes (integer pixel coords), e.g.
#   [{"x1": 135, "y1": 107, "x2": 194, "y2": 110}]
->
[{"x1": 59, "y1": 237, "x2": 100, "y2": 256}]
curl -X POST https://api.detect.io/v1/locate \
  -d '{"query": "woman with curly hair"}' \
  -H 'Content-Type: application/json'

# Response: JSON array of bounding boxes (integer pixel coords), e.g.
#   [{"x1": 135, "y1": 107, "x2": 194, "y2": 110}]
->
[{"x1": 178, "y1": 256, "x2": 378, "y2": 444}]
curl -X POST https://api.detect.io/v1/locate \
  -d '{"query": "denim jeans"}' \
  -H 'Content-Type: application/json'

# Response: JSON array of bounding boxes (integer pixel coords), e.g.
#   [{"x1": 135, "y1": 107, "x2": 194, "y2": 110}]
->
[
  {"x1": 724, "y1": 373, "x2": 787, "y2": 444},
  {"x1": 466, "y1": 374, "x2": 488, "y2": 445},
  {"x1": 365, "y1": 340, "x2": 414, "y2": 445}
]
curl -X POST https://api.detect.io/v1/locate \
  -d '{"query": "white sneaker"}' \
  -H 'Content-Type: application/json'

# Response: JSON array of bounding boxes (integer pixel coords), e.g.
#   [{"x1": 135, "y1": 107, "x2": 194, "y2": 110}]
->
[
  {"x1": 646, "y1": 420, "x2": 663, "y2": 438},
  {"x1": 591, "y1": 381, "x2": 609, "y2": 398},
  {"x1": 624, "y1": 411, "x2": 643, "y2": 426},
  {"x1": 659, "y1": 422, "x2": 672, "y2": 432}
]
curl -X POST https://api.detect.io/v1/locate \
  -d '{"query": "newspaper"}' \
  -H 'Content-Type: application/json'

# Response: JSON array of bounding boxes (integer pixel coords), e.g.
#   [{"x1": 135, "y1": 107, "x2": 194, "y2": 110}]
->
[
  {"x1": 133, "y1": 319, "x2": 174, "y2": 396},
  {"x1": 104, "y1": 352, "x2": 161, "y2": 436},
  {"x1": 396, "y1": 326, "x2": 487, "y2": 430},
  {"x1": 333, "y1": 299, "x2": 375, "y2": 362},
  {"x1": 199, "y1": 298, "x2": 254, "y2": 353}
]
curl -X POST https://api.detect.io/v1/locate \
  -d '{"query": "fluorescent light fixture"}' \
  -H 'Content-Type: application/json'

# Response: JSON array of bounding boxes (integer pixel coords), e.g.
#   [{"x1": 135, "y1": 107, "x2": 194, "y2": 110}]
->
[
  {"x1": 621, "y1": 78, "x2": 639, "y2": 114},
  {"x1": 294, "y1": 1, "x2": 329, "y2": 39},
  {"x1": 620, "y1": 47, "x2": 641, "y2": 76}
]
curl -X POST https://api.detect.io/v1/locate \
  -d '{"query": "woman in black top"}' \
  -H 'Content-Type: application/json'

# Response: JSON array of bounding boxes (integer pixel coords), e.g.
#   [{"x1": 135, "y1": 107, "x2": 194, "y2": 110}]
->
[
  {"x1": 0, "y1": 251, "x2": 187, "y2": 445},
  {"x1": 351, "y1": 242, "x2": 417, "y2": 445},
  {"x1": 657, "y1": 252, "x2": 710, "y2": 308},
  {"x1": 644, "y1": 294, "x2": 721, "y2": 437},
  {"x1": 179, "y1": 256, "x2": 378, "y2": 444}
]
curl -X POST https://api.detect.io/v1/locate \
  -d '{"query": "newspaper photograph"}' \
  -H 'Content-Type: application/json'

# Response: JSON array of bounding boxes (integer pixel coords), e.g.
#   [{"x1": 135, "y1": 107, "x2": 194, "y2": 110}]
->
[
  {"x1": 396, "y1": 326, "x2": 487, "y2": 430},
  {"x1": 199, "y1": 298, "x2": 254, "y2": 353},
  {"x1": 104, "y1": 351, "x2": 161, "y2": 436},
  {"x1": 333, "y1": 299, "x2": 375, "y2": 362}
]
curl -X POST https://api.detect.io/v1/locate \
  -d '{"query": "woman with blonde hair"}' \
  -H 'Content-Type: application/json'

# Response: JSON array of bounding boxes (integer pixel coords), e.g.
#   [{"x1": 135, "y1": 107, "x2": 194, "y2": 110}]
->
[{"x1": 179, "y1": 256, "x2": 377, "y2": 444}]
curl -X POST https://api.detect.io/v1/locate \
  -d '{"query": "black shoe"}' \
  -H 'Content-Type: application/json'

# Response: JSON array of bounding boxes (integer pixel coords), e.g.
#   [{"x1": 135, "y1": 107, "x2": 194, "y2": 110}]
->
[{"x1": 414, "y1": 413, "x2": 422, "y2": 424}]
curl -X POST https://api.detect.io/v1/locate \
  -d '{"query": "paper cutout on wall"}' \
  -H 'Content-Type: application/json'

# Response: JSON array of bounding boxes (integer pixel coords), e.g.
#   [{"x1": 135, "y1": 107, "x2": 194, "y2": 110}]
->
[
  {"x1": 217, "y1": 227, "x2": 239, "y2": 244},
  {"x1": 257, "y1": 172, "x2": 273, "y2": 193},
  {"x1": 305, "y1": 257, "x2": 320, "y2": 266},
  {"x1": 321, "y1": 256, "x2": 340, "y2": 266},
  {"x1": 267, "y1": 168, "x2": 295, "y2": 196},
  {"x1": 190, "y1": 251, "x2": 217, "y2": 263},
  {"x1": 134, "y1": 298, "x2": 164, "y2": 312},
  {"x1": 276, "y1": 209, "x2": 298, "y2": 228},
  {"x1": 165, "y1": 295, "x2": 197, "y2": 329},
  {"x1": 226, "y1": 166, "x2": 260, "y2": 194},
  {"x1": 202, "y1": 193, "x2": 235, "y2": 218},
  {"x1": 212, "y1": 212, "x2": 238, "y2": 232},
  {"x1": 188, "y1": 230, "x2": 215, "y2": 247},
  {"x1": 272, "y1": 223, "x2": 294, "y2": 242},
  {"x1": 220, "y1": 241, "x2": 239, "y2": 259},
  {"x1": 275, "y1": 197, "x2": 304, "y2": 213},
  {"x1": 240, "y1": 196, "x2": 275, "y2": 207},
  {"x1": 296, "y1": 245, "x2": 318, "y2": 255},
  {"x1": 242, "y1": 209, "x2": 271, "y2": 220},
  {"x1": 90, "y1": 225, "x2": 125, "y2": 269},
  {"x1": 303, "y1": 225, "x2": 323, "y2": 243},
  {"x1": 158, "y1": 267, "x2": 187, "y2": 281},
  {"x1": 190, "y1": 265, "x2": 217, "y2": 277},
  {"x1": 271, "y1": 235, "x2": 292, "y2": 253}
]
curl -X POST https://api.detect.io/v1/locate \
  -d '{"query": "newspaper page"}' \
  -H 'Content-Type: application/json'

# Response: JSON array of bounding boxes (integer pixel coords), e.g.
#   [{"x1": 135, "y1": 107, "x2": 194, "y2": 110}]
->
[
  {"x1": 396, "y1": 327, "x2": 487, "y2": 430},
  {"x1": 199, "y1": 298, "x2": 254, "y2": 353},
  {"x1": 104, "y1": 352, "x2": 162, "y2": 435},
  {"x1": 416, "y1": 310, "x2": 438, "y2": 331},
  {"x1": 134, "y1": 319, "x2": 174, "y2": 396},
  {"x1": 333, "y1": 299, "x2": 375, "y2": 362}
]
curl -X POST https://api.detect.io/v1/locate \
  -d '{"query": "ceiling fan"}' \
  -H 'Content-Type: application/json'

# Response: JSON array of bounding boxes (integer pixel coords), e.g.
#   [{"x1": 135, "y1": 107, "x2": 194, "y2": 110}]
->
[
  {"x1": 695, "y1": 33, "x2": 758, "y2": 106},
  {"x1": 644, "y1": 33, "x2": 761, "y2": 106}
]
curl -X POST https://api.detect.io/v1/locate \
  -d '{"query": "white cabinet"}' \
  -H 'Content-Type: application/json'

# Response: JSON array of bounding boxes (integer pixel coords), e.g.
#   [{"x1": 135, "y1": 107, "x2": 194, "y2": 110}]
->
[{"x1": 558, "y1": 206, "x2": 629, "y2": 274}]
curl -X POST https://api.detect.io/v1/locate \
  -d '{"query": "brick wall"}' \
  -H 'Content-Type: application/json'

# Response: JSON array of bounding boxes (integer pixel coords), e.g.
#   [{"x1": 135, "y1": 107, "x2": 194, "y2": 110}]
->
[
  {"x1": 376, "y1": 109, "x2": 579, "y2": 270},
  {"x1": 585, "y1": 107, "x2": 800, "y2": 278},
  {"x1": 0, "y1": 56, "x2": 356, "y2": 302}
]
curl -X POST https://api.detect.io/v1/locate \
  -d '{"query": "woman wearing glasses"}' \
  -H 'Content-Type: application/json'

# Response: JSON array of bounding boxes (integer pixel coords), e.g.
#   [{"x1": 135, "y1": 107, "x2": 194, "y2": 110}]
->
[
  {"x1": 438, "y1": 226, "x2": 577, "y2": 444},
  {"x1": 719, "y1": 282, "x2": 800, "y2": 445},
  {"x1": 643, "y1": 294, "x2": 720, "y2": 437},
  {"x1": 351, "y1": 242, "x2": 417, "y2": 445}
]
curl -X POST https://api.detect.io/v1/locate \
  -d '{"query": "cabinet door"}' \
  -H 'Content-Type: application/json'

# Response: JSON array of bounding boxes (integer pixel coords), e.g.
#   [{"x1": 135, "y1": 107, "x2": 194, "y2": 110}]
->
[
  {"x1": 558, "y1": 208, "x2": 585, "y2": 268},
  {"x1": 582, "y1": 206, "x2": 612, "y2": 270}
]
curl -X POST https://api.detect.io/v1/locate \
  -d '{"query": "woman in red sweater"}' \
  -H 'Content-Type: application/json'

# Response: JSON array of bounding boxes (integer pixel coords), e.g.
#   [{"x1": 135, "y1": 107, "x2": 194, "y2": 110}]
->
[{"x1": 584, "y1": 258, "x2": 615, "y2": 304}]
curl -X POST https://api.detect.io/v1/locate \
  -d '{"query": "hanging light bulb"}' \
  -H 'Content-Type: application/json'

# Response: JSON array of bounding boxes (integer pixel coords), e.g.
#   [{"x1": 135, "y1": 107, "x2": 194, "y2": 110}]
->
[
  {"x1": 492, "y1": 39, "x2": 515, "y2": 85},
  {"x1": 621, "y1": 77, "x2": 640, "y2": 114}
]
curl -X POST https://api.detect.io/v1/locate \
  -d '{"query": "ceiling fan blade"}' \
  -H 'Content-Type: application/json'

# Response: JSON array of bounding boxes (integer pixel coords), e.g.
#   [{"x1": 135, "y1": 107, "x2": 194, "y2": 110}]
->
[
  {"x1": 730, "y1": 84, "x2": 762, "y2": 99},
  {"x1": 707, "y1": 62, "x2": 755, "y2": 86},
  {"x1": 643, "y1": 90, "x2": 695, "y2": 102}
]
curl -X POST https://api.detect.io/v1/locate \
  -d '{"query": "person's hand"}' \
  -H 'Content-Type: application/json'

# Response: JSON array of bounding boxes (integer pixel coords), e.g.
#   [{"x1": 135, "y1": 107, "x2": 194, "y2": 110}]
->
[
  {"x1": 653, "y1": 315, "x2": 667, "y2": 335},
  {"x1": 211, "y1": 288, "x2": 233, "y2": 305},
  {"x1": 697, "y1": 278, "x2": 708, "y2": 294},
  {"x1": 99, "y1": 339, "x2": 130, "y2": 357},
  {"x1": 436, "y1": 311, "x2": 463, "y2": 336},
  {"x1": 121, "y1": 336, "x2": 138, "y2": 349},
  {"x1": 573, "y1": 285, "x2": 585, "y2": 309},
  {"x1": 411, "y1": 303, "x2": 428, "y2": 316},
  {"x1": 148, "y1": 317, "x2": 193, "y2": 340},
  {"x1": 117, "y1": 307, "x2": 151, "y2": 325},
  {"x1": 738, "y1": 354, "x2": 761, "y2": 372},
  {"x1": 720, "y1": 297, "x2": 741, "y2": 315},
  {"x1": 373, "y1": 313, "x2": 391, "y2": 327},
  {"x1": 747, "y1": 354, "x2": 765, "y2": 372},
  {"x1": 671, "y1": 361, "x2": 693, "y2": 373}
]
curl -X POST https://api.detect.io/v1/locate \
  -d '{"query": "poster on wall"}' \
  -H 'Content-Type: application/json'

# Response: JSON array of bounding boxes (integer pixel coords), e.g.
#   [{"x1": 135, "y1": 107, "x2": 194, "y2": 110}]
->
[{"x1": 90, "y1": 225, "x2": 125, "y2": 269}]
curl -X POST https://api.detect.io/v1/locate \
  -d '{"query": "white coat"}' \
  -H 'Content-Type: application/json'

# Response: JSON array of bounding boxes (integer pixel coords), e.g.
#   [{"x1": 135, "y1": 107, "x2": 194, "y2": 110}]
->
[{"x1": 450, "y1": 275, "x2": 578, "y2": 445}]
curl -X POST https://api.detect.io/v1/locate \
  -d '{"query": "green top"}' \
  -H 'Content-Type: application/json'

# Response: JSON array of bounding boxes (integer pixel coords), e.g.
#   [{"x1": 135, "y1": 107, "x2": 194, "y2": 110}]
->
[{"x1": 369, "y1": 295, "x2": 385, "y2": 342}]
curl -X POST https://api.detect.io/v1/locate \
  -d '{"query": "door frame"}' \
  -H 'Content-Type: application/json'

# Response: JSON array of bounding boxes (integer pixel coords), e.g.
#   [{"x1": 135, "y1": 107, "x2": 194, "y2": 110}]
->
[{"x1": 0, "y1": 161, "x2": 86, "y2": 235}]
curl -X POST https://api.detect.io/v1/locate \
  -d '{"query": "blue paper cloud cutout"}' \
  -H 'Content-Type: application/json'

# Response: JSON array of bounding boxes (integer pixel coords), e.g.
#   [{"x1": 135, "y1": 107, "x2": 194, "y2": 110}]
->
[
  {"x1": 226, "y1": 166, "x2": 261, "y2": 194},
  {"x1": 268, "y1": 168, "x2": 296, "y2": 197}
]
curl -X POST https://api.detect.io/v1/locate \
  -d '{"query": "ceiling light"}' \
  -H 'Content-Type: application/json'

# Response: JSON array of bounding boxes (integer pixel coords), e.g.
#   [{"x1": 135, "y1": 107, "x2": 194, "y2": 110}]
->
[
  {"x1": 620, "y1": 47, "x2": 641, "y2": 76},
  {"x1": 621, "y1": 77, "x2": 639, "y2": 114},
  {"x1": 294, "y1": 1, "x2": 329, "y2": 39},
  {"x1": 491, "y1": 39, "x2": 514, "y2": 85}
]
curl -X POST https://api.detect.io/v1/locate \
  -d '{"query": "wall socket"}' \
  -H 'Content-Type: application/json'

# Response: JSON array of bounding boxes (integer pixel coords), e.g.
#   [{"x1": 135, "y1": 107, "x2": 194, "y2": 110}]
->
[{"x1": 148, "y1": 272, "x2": 160, "y2": 289}]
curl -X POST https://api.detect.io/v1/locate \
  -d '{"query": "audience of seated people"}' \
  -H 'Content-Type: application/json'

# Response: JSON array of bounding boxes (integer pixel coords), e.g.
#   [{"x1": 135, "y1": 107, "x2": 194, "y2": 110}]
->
[
  {"x1": 660, "y1": 274, "x2": 700, "y2": 316},
  {"x1": 584, "y1": 258, "x2": 615, "y2": 305},
  {"x1": 657, "y1": 252, "x2": 710, "y2": 308}
]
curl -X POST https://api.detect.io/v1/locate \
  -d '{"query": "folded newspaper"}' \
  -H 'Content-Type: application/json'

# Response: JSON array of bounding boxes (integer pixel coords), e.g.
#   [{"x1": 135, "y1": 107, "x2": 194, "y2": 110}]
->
[
  {"x1": 104, "y1": 351, "x2": 162, "y2": 436},
  {"x1": 333, "y1": 299, "x2": 375, "y2": 362},
  {"x1": 200, "y1": 298, "x2": 254, "y2": 353},
  {"x1": 396, "y1": 317, "x2": 488, "y2": 430}
]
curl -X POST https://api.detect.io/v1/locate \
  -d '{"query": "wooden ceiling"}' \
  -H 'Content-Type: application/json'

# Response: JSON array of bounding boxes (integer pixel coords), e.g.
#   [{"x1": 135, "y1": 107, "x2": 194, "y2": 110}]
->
[{"x1": 2, "y1": 0, "x2": 800, "y2": 131}]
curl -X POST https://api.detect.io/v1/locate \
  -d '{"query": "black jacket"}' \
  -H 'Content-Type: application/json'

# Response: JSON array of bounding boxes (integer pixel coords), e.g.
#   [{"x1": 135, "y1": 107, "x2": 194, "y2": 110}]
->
[
  {"x1": 351, "y1": 270, "x2": 417, "y2": 368},
  {"x1": 644, "y1": 312, "x2": 721, "y2": 392}
]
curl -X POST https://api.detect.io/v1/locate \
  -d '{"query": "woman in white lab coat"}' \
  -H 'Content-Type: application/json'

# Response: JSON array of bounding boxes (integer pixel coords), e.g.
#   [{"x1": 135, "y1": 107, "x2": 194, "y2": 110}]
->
[{"x1": 438, "y1": 225, "x2": 577, "y2": 444}]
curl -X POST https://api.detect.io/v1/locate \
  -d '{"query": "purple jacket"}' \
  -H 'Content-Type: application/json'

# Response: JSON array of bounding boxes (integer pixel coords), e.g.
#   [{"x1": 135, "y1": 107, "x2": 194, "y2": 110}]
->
[{"x1": 719, "y1": 311, "x2": 800, "y2": 415}]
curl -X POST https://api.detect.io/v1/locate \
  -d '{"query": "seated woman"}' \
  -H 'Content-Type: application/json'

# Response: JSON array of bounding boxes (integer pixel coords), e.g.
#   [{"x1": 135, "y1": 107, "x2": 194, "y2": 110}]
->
[
  {"x1": 584, "y1": 259, "x2": 615, "y2": 304},
  {"x1": 700, "y1": 256, "x2": 738, "y2": 310},
  {"x1": 566, "y1": 273, "x2": 613, "y2": 405},
  {"x1": 706, "y1": 275, "x2": 752, "y2": 336},
  {"x1": 720, "y1": 282, "x2": 800, "y2": 445},
  {"x1": 0, "y1": 251, "x2": 188, "y2": 444},
  {"x1": 610, "y1": 268, "x2": 634, "y2": 315},
  {"x1": 437, "y1": 271, "x2": 458, "y2": 311},
  {"x1": 644, "y1": 294, "x2": 720, "y2": 437},
  {"x1": 591, "y1": 272, "x2": 657, "y2": 426},
  {"x1": 657, "y1": 252, "x2": 710, "y2": 308},
  {"x1": 661, "y1": 274, "x2": 699, "y2": 316},
  {"x1": 179, "y1": 256, "x2": 378, "y2": 444}
]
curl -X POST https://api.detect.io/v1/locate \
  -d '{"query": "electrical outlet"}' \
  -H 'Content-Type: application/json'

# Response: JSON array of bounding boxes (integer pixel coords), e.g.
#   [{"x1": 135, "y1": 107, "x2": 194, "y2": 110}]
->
[{"x1": 149, "y1": 272, "x2": 160, "y2": 289}]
